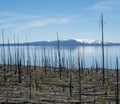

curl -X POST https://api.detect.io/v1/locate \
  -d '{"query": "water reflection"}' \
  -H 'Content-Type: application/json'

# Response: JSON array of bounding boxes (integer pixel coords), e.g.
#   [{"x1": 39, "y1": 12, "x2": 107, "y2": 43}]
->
[{"x1": 0, "y1": 46, "x2": 120, "y2": 69}]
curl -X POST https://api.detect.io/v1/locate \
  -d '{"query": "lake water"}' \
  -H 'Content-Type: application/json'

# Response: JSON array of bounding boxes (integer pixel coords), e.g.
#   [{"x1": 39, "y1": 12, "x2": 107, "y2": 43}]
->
[{"x1": 0, "y1": 46, "x2": 120, "y2": 69}]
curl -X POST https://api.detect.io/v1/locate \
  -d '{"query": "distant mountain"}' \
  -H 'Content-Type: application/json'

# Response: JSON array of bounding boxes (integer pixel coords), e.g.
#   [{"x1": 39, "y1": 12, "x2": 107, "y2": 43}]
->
[
  {"x1": 22, "y1": 39, "x2": 120, "y2": 46},
  {"x1": 0, "y1": 39, "x2": 120, "y2": 46}
]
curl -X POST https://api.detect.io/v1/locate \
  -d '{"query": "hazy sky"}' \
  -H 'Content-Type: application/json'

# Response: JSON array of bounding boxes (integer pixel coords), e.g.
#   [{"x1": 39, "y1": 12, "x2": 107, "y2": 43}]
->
[{"x1": 0, "y1": 0, "x2": 120, "y2": 43}]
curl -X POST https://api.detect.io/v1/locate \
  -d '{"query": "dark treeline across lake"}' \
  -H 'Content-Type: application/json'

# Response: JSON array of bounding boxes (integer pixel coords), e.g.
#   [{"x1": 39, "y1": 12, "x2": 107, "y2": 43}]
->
[{"x1": 0, "y1": 45, "x2": 120, "y2": 69}]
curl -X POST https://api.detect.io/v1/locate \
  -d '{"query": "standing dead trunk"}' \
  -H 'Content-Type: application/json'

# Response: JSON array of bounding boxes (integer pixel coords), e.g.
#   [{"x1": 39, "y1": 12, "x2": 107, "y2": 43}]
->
[
  {"x1": 116, "y1": 57, "x2": 119, "y2": 104},
  {"x1": 78, "y1": 48, "x2": 81, "y2": 103},
  {"x1": 101, "y1": 14, "x2": 105, "y2": 86},
  {"x1": 57, "y1": 32, "x2": 62, "y2": 78},
  {"x1": 18, "y1": 59, "x2": 22, "y2": 83}
]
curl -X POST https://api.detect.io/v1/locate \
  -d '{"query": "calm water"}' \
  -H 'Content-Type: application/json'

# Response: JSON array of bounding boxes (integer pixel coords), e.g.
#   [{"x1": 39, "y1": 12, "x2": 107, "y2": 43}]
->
[{"x1": 0, "y1": 46, "x2": 120, "y2": 69}]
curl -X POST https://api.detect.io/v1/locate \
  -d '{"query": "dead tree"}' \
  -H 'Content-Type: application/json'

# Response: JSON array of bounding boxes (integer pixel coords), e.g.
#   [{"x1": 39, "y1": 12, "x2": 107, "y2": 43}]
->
[
  {"x1": 116, "y1": 57, "x2": 119, "y2": 104},
  {"x1": 101, "y1": 14, "x2": 105, "y2": 85},
  {"x1": 18, "y1": 59, "x2": 22, "y2": 83},
  {"x1": 2, "y1": 29, "x2": 6, "y2": 82},
  {"x1": 57, "y1": 32, "x2": 62, "y2": 78},
  {"x1": 78, "y1": 48, "x2": 81, "y2": 103}
]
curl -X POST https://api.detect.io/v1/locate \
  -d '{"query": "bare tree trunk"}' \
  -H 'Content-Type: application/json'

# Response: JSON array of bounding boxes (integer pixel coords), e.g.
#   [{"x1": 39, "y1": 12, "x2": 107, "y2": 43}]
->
[
  {"x1": 101, "y1": 14, "x2": 105, "y2": 86},
  {"x1": 78, "y1": 48, "x2": 81, "y2": 103},
  {"x1": 2, "y1": 29, "x2": 6, "y2": 82},
  {"x1": 116, "y1": 57, "x2": 119, "y2": 104},
  {"x1": 18, "y1": 59, "x2": 22, "y2": 83},
  {"x1": 69, "y1": 72, "x2": 72, "y2": 97},
  {"x1": 57, "y1": 32, "x2": 62, "y2": 78}
]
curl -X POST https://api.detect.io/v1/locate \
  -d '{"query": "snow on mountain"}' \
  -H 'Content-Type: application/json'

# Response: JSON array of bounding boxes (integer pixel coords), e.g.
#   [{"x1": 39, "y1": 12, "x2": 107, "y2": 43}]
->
[
  {"x1": 75, "y1": 39, "x2": 101, "y2": 44},
  {"x1": 41, "y1": 38, "x2": 117, "y2": 45}
]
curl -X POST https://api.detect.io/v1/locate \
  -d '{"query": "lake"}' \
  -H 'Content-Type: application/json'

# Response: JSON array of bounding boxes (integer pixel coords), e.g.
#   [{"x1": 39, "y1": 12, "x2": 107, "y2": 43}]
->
[{"x1": 0, "y1": 46, "x2": 120, "y2": 69}]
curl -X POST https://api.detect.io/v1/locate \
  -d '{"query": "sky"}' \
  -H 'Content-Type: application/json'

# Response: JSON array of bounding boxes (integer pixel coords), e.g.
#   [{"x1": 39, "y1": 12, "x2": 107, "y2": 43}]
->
[{"x1": 0, "y1": 0, "x2": 120, "y2": 43}]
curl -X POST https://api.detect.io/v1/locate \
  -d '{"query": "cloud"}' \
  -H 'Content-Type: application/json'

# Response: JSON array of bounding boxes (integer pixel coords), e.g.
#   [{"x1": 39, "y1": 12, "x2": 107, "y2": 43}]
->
[
  {"x1": 16, "y1": 18, "x2": 69, "y2": 31},
  {"x1": 0, "y1": 11, "x2": 78, "y2": 32},
  {"x1": 0, "y1": 18, "x2": 69, "y2": 31},
  {"x1": 0, "y1": 19, "x2": 5, "y2": 23},
  {"x1": 89, "y1": 0, "x2": 120, "y2": 11},
  {"x1": 32, "y1": 29, "x2": 43, "y2": 32},
  {"x1": 0, "y1": 24, "x2": 18, "y2": 28},
  {"x1": 0, "y1": 11, "x2": 38, "y2": 20}
]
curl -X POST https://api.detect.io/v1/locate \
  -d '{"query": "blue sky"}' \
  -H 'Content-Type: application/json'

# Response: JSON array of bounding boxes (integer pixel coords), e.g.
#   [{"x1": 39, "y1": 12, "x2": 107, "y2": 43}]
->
[{"x1": 0, "y1": 0, "x2": 120, "y2": 43}]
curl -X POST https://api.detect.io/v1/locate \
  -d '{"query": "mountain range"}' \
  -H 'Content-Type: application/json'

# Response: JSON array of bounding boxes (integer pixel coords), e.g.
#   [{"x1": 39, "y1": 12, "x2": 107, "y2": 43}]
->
[{"x1": 0, "y1": 39, "x2": 120, "y2": 46}]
